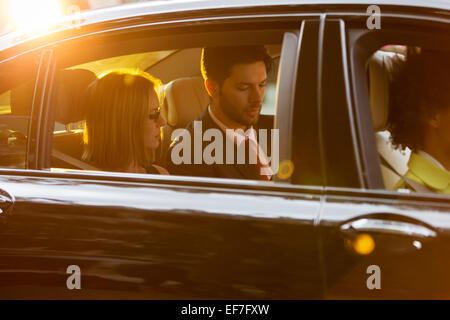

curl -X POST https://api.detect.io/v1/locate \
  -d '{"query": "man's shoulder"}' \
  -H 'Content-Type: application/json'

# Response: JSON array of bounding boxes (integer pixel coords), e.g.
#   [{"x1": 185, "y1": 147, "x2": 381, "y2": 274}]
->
[
  {"x1": 170, "y1": 110, "x2": 218, "y2": 144},
  {"x1": 166, "y1": 108, "x2": 219, "y2": 177}
]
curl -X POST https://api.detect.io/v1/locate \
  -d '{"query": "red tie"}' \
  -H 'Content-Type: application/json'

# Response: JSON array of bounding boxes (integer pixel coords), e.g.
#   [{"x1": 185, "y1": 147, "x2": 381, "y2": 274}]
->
[{"x1": 244, "y1": 136, "x2": 271, "y2": 181}]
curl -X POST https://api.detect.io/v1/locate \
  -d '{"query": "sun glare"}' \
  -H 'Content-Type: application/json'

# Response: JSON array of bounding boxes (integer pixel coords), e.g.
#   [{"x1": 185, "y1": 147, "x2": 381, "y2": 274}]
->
[{"x1": 11, "y1": 0, "x2": 63, "y2": 33}]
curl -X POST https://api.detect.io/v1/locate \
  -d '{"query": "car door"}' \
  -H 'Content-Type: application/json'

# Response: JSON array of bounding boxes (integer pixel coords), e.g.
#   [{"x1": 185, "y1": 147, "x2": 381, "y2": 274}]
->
[
  {"x1": 0, "y1": 172, "x2": 323, "y2": 299},
  {"x1": 322, "y1": 188, "x2": 450, "y2": 299},
  {"x1": 318, "y1": 10, "x2": 450, "y2": 298},
  {"x1": 0, "y1": 11, "x2": 324, "y2": 299}
]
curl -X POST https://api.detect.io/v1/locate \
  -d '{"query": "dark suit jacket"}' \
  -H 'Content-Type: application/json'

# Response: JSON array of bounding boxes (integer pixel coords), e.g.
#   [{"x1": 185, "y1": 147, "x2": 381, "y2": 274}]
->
[{"x1": 166, "y1": 109, "x2": 273, "y2": 180}]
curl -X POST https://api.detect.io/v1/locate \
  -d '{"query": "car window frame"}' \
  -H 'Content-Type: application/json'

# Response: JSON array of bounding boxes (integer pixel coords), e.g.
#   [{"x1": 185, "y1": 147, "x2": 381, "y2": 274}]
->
[
  {"x1": 289, "y1": 18, "x2": 323, "y2": 187},
  {"x1": 314, "y1": 16, "x2": 365, "y2": 190},
  {"x1": 344, "y1": 10, "x2": 450, "y2": 199},
  {"x1": 25, "y1": 12, "x2": 326, "y2": 194},
  {"x1": 0, "y1": 48, "x2": 49, "y2": 170}
]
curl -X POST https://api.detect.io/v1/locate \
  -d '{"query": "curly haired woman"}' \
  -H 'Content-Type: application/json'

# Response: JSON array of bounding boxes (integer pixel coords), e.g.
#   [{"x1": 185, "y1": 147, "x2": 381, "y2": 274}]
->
[{"x1": 388, "y1": 48, "x2": 450, "y2": 194}]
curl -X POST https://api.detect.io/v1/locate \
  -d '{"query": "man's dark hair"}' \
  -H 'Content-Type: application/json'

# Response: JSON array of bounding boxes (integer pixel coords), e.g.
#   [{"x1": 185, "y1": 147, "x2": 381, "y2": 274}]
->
[
  {"x1": 388, "y1": 47, "x2": 450, "y2": 151},
  {"x1": 201, "y1": 45, "x2": 273, "y2": 87}
]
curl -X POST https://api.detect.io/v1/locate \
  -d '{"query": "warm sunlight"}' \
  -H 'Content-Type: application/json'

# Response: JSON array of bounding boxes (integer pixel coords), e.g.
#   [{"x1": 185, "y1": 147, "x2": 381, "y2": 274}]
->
[{"x1": 11, "y1": 0, "x2": 64, "y2": 33}]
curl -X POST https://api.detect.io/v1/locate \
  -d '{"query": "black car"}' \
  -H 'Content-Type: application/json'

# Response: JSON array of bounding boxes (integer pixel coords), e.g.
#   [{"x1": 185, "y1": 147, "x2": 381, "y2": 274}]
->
[{"x1": 0, "y1": 0, "x2": 449, "y2": 299}]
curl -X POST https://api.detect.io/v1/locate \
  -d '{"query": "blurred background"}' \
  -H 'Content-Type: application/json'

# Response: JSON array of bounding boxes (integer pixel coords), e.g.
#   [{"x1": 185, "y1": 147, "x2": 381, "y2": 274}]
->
[{"x1": 0, "y1": 0, "x2": 163, "y2": 36}]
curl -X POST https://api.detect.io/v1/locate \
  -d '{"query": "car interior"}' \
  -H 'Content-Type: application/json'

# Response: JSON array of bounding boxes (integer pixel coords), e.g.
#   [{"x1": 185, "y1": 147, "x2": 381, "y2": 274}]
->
[{"x1": 50, "y1": 45, "x2": 281, "y2": 172}]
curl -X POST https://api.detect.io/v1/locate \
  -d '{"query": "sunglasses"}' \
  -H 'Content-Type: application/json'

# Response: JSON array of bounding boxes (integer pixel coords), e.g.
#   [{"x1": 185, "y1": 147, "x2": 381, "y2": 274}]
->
[{"x1": 148, "y1": 106, "x2": 161, "y2": 120}]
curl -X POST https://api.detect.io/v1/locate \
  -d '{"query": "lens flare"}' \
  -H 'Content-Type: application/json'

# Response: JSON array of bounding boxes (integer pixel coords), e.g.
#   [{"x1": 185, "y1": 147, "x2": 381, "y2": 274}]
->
[
  {"x1": 11, "y1": 0, "x2": 63, "y2": 33},
  {"x1": 352, "y1": 234, "x2": 375, "y2": 255},
  {"x1": 277, "y1": 160, "x2": 294, "y2": 180}
]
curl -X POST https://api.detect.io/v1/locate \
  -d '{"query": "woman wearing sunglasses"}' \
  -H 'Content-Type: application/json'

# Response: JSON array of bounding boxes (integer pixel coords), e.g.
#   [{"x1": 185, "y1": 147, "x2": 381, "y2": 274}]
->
[{"x1": 83, "y1": 69, "x2": 168, "y2": 174}]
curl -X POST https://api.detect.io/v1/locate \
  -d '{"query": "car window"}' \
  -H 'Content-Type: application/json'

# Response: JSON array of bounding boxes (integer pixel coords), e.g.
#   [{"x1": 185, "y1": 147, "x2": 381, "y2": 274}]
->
[
  {"x1": 349, "y1": 21, "x2": 450, "y2": 196},
  {"x1": 51, "y1": 46, "x2": 281, "y2": 171},
  {"x1": 0, "y1": 55, "x2": 39, "y2": 169},
  {"x1": 367, "y1": 44, "x2": 450, "y2": 195},
  {"x1": 47, "y1": 24, "x2": 302, "y2": 185}
]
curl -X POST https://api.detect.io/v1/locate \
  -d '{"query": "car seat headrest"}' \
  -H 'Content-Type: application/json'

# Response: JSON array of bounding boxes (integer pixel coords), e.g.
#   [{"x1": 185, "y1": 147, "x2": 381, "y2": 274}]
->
[
  {"x1": 55, "y1": 69, "x2": 97, "y2": 125},
  {"x1": 162, "y1": 76, "x2": 210, "y2": 128},
  {"x1": 367, "y1": 50, "x2": 403, "y2": 132}
]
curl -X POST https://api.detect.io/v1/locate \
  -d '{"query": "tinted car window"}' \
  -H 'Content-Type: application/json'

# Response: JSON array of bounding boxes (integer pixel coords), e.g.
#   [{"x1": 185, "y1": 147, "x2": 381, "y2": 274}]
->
[
  {"x1": 48, "y1": 25, "x2": 300, "y2": 184},
  {"x1": 364, "y1": 44, "x2": 449, "y2": 195}
]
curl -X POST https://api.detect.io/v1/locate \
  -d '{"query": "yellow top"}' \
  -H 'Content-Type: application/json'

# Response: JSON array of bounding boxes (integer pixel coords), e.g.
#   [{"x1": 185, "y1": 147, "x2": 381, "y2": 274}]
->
[{"x1": 394, "y1": 152, "x2": 450, "y2": 194}]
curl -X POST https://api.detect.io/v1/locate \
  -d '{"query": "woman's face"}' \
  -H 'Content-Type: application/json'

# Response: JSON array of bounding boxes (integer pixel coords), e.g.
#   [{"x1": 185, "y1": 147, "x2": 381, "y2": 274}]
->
[{"x1": 144, "y1": 89, "x2": 165, "y2": 150}]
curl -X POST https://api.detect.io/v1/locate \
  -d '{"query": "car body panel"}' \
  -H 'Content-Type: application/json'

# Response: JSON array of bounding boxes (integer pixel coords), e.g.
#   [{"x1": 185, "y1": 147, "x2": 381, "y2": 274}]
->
[
  {"x1": 0, "y1": 172, "x2": 323, "y2": 298},
  {"x1": 321, "y1": 188, "x2": 450, "y2": 299}
]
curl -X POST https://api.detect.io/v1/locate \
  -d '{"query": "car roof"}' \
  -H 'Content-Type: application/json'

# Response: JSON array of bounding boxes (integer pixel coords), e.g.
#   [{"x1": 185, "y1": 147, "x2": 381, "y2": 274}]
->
[
  {"x1": 29, "y1": 0, "x2": 450, "y2": 25},
  {"x1": 1, "y1": 0, "x2": 449, "y2": 57},
  {"x1": 38, "y1": 0, "x2": 450, "y2": 23}
]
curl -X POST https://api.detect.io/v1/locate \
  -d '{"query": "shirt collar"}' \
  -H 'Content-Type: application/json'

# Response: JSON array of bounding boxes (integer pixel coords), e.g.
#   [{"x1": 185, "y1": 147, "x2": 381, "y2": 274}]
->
[{"x1": 208, "y1": 105, "x2": 256, "y2": 143}]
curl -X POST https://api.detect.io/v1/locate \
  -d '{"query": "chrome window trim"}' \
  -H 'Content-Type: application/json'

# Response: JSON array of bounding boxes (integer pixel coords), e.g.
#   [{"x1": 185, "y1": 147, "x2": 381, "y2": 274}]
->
[
  {"x1": 338, "y1": 18, "x2": 365, "y2": 188},
  {"x1": 0, "y1": 168, "x2": 323, "y2": 197},
  {"x1": 273, "y1": 23, "x2": 304, "y2": 183},
  {"x1": 316, "y1": 14, "x2": 326, "y2": 186}
]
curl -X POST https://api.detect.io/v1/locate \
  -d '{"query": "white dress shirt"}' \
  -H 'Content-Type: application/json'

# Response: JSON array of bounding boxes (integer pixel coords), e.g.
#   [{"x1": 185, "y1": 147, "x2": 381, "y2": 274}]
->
[{"x1": 208, "y1": 105, "x2": 274, "y2": 178}]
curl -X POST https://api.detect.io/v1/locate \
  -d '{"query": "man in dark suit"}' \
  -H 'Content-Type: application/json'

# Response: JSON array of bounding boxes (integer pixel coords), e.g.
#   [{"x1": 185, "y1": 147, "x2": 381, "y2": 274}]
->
[{"x1": 167, "y1": 45, "x2": 275, "y2": 180}]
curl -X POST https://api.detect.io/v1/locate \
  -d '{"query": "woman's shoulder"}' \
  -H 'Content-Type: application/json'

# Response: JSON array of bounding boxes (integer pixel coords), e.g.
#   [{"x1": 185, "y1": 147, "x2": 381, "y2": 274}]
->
[
  {"x1": 394, "y1": 152, "x2": 450, "y2": 194},
  {"x1": 147, "y1": 164, "x2": 170, "y2": 175}
]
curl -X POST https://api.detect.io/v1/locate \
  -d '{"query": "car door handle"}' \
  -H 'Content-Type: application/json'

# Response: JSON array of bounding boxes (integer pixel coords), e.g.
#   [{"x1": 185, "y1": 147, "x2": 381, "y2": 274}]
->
[{"x1": 340, "y1": 218, "x2": 437, "y2": 239}]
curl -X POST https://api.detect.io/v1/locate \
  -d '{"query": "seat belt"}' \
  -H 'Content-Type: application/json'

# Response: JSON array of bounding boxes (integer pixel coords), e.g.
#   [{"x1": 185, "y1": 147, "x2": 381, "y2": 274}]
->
[
  {"x1": 52, "y1": 149, "x2": 101, "y2": 171},
  {"x1": 378, "y1": 153, "x2": 434, "y2": 193}
]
